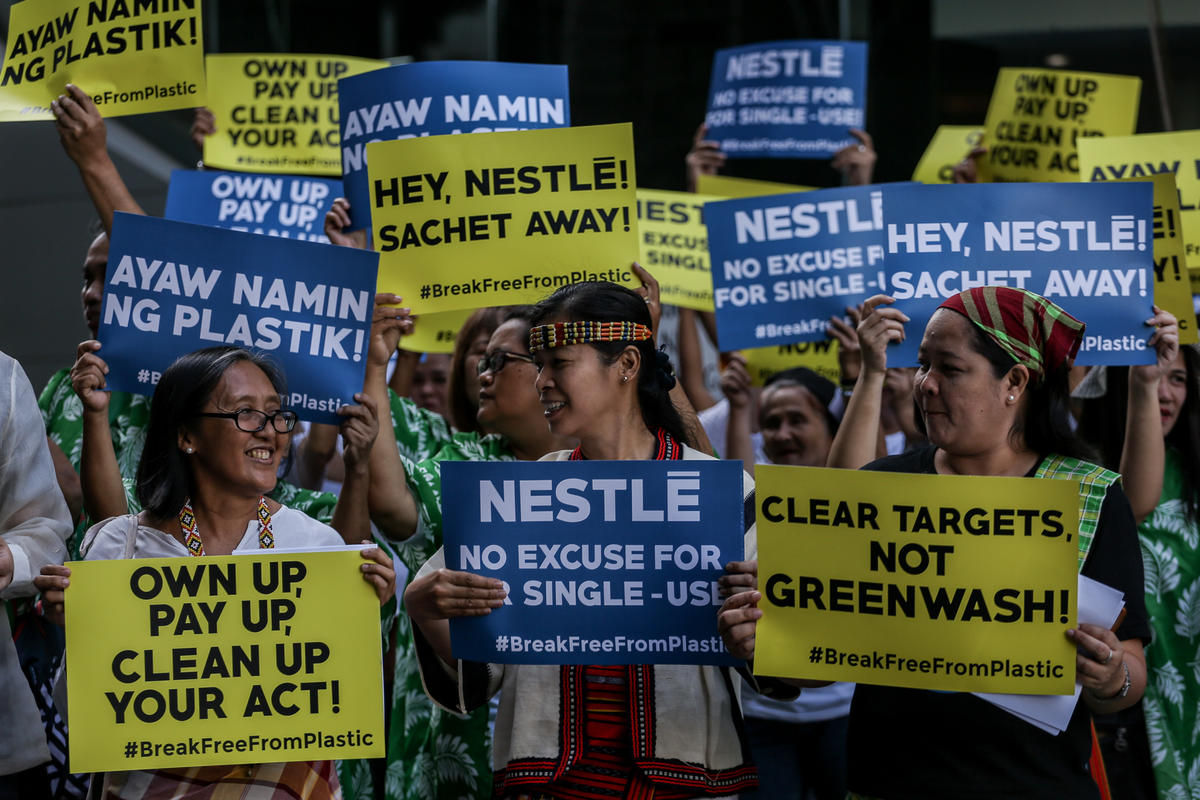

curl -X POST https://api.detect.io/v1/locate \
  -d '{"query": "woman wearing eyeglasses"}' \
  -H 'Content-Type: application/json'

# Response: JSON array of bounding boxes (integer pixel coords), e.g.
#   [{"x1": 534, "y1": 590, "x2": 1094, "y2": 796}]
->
[
  {"x1": 35, "y1": 345, "x2": 395, "y2": 799},
  {"x1": 363, "y1": 301, "x2": 574, "y2": 800}
]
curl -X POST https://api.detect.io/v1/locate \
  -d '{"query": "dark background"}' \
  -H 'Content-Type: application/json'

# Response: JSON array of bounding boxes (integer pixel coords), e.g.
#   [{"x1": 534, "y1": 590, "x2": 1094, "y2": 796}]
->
[{"x1": 1, "y1": 0, "x2": 1197, "y2": 389}]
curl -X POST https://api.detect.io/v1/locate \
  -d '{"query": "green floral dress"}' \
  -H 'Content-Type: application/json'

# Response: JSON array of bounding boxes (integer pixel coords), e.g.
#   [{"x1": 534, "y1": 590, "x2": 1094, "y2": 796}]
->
[
  {"x1": 337, "y1": 391, "x2": 511, "y2": 800},
  {"x1": 1138, "y1": 448, "x2": 1200, "y2": 799},
  {"x1": 38, "y1": 367, "x2": 339, "y2": 555}
]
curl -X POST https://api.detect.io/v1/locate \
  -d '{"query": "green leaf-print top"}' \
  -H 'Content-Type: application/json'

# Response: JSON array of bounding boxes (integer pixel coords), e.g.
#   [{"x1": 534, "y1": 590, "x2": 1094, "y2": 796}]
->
[
  {"x1": 1138, "y1": 448, "x2": 1200, "y2": 799},
  {"x1": 337, "y1": 390, "x2": 511, "y2": 800}
]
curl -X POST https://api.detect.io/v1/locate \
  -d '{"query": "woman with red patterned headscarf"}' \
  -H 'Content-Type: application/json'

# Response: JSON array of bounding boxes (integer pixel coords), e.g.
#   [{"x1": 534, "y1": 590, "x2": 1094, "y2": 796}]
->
[{"x1": 721, "y1": 287, "x2": 1154, "y2": 800}]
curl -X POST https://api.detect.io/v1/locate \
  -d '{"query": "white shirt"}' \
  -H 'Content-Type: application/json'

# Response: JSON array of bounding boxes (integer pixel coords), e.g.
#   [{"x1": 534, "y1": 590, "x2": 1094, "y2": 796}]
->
[
  {"x1": 81, "y1": 506, "x2": 342, "y2": 560},
  {"x1": 0, "y1": 352, "x2": 73, "y2": 775}
]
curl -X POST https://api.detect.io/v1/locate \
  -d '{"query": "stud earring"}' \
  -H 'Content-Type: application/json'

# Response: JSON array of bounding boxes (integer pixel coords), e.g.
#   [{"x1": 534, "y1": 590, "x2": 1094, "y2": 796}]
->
[
  {"x1": 185, "y1": 447, "x2": 194, "y2": 454},
  {"x1": 1008, "y1": 395, "x2": 1014, "y2": 403},
  {"x1": 622, "y1": 375, "x2": 629, "y2": 383}
]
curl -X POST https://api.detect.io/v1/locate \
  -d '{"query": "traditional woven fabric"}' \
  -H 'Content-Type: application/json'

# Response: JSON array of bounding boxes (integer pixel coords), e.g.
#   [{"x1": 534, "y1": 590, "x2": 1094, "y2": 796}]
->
[
  {"x1": 179, "y1": 496, "x2": 274, "y2": 556},
  {"x1": 528, "y1": 321, "x2": 652, "y2": 353},
  {"x1": 1034, "y1": 454, "x2": 1119, "y2": 571},
  {"x1": 97, "y1": 758, "x2": 342, "y2": 799},
  {"x1": 509, "y1": 430, "x2": 752, "y2": 799},
  {"x1": 938, "y1": 287, "x2": 1085, "y2": 376}
]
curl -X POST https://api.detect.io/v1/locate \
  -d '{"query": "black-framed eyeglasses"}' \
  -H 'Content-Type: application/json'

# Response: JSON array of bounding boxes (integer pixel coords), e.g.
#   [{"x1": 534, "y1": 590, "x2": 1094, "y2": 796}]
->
[
  {"x1": 477, "y1": 350, "x2": 535, "y2": 376},
  {"x1": 195, "y1": 409, "x2": 299, "y2": 433}
]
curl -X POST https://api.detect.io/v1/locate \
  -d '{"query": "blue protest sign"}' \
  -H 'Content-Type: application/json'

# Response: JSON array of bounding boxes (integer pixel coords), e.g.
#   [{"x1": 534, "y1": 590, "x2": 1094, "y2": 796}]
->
[
  {"x1": 99, "y1": 212, "x2": 379, "y2": 424},
  {"x1": 164, "y1": 170, "x2": 341, "y2": 243},
  {"x1": 338, "y1": 61, "x2": 570, "y2": 229},
  {"x1": 706, "y1": 185, "x2": 885, "y2": 350},
  {"x1": 881, "y1": 182, "x2": 1155, "y2": 366},
  {"x1": 705, "y1": 40, "x2": 867, "y2": 159},
  {"x1": 442, "y1": 460, "x2": 744, "y2": 666}
]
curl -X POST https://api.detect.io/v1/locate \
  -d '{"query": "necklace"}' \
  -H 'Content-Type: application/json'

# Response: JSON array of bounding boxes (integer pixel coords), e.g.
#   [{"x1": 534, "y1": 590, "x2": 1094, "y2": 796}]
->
[{"x1": 179, "y1": 496, "x2": 274, "y2": 556}]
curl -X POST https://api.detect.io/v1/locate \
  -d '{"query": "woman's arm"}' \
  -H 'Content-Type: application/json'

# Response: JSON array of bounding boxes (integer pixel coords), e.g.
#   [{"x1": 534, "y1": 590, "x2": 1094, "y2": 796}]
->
[
  {"x1": 721, "y1": 354, "x2": 757, "y2": 475},
  {"x1": 827, "y1": 296, "x2": 908, "y2": 469},
  {"x1": 1073, "y1": 625, "x2": 1146, "y2": 713},
  {"x1": 1119, "y1": 308, "x2": 1178, "y2": 524},
  {"x1": 330, "y1": 392, "x2": 378, "y2": 544},
  {"x1": 676, "y1": 308, "x2": 717, "y2": 412},
  {"x1": 73, "y1": 341, "x2": 128, "y2": 520},
  {"x1": 364, "y1": 297, "x2": 422, "y2": 540},
  {"x1": 52, "y1": 85, "x2": 146, "y2": 235}
]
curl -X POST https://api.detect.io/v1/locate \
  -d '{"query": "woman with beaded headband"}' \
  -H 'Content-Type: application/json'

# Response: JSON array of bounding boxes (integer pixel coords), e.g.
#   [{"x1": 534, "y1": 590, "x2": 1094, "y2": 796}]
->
[
  {"x1": 405, "y1": 281, "x2": 768, "y2": 799},
  {"x1": 720, "y1": 287, "x2": 1152, "y2": 800},
  {"x1": 35, "y1": 346, "x2": 396, "y2": 800}
]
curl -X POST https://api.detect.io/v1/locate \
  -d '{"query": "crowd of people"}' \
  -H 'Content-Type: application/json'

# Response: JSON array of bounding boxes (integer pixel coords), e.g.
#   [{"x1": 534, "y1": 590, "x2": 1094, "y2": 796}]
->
[{"x1": 0, "y1": 74, "x2": 1190, "y2": 800}]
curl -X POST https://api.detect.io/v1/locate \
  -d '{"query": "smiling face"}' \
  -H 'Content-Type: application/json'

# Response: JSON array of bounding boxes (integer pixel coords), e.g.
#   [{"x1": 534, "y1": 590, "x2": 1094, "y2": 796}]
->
[
  {"x1": 760, "y1": 384, "x2": 834, "y2": 466},
  {"x1": 179, "y1": 360, "x2": 287, "y2": 499},
  {"x1": 476, "y1": 320, "x2": 541, "y2": 436},
  {"x1": 914, "y1": 309, "x2": 1020, "y2": 457},
  {"x1": 1159, "y1": 349, "x2": 1189, "y2": 437},
  {"x1": 533, "y1": 338, "x2": 625, "y2": 441},
  {"x1": 81, "y1": 232, "x2": 107, "y2": 336}
]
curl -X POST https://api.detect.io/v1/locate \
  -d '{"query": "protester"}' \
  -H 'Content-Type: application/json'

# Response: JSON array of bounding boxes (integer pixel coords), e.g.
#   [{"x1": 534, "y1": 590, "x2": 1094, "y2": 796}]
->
[
  {"x1": 1076, "y1": 320, "x2": 1200, "y2": 800},
  {"x1": 448, "y1": 306, "x2": 510, "y2": 434},
  {"x1": 42, "y1": 86, "x2": 341, "y2": 533},
  {"x1": 34, "y1": 346, "x2": 395, "y2": 798},
  {"x1": 0, "y1": 352, "x2": 73, "y2": 798},
  {"x1": 405, "y1": 280, "x2": 761, "y2": 798},
  {"x1": 721, "y1": 287, "x2": 1150, "y2": 799},
  {"x1": 722, "y1": 363, "x2": 852, "y2": 799}
]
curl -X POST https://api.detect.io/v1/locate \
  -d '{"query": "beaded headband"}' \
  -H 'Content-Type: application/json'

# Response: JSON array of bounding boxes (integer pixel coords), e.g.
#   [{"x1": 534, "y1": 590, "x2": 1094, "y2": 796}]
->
[{"x1": 528, "y1": 321, "x2": 653, "y2": 353}]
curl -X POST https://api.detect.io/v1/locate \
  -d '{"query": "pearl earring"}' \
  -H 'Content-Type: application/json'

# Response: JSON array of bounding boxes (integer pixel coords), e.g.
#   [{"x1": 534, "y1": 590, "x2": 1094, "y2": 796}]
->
[
  {"x1": 185, "y1": 447, "x2": 194, "y2": 454},
  {"x1": 1008, "y1": 395, "x2": 1014, "y2": 402},
  {"x1": 622, "y1": 375, "x2": 629, "y2": 383}
]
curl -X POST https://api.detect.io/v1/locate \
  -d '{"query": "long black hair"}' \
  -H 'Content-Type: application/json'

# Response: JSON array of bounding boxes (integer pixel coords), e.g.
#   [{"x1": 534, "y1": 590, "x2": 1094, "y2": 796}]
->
[
  {"x1": 1077, "y1": 346, "x2": 1200, "y2": 523},
  {"x1": 136, "y1": 347, "x2": 287, "y2": 518},
  {"x1": 915, "y1": 314, "x2": 1095, "y2": 461},
  {"x1": 530, "y1": 282, "x2": 688, "y2": 445}
]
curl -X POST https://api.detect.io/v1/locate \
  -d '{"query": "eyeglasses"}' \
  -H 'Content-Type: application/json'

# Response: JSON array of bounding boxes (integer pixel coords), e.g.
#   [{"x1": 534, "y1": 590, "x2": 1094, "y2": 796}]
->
[
  {"x1": 195, "y1": 409, "x2": 298, "y2": 433},
  {"x1": 477, "y1": 350, "x2": 535, "y2": 376}
]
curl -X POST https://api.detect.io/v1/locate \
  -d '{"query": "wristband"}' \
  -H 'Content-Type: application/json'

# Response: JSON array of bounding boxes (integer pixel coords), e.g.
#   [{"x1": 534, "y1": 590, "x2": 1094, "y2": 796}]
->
[{"x1": 1089, "y1": 661, "x2": 1131, "y2": 701}]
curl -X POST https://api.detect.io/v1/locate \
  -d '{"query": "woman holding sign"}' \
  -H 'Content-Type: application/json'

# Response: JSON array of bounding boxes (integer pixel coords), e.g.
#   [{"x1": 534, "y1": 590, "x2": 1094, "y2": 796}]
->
[
  {"x1": 721, "y1": 286, "x2": 1151, "y2": 800},
  {"x1": 36, "y1": 346, "x2": 395, "y2": 800},
  {"x1": 405, "y1": 280, "x2": 765, "y2": 799}
]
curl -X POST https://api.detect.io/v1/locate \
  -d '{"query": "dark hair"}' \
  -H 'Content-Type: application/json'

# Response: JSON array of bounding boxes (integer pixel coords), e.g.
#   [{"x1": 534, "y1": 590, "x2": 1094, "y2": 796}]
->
[
  {"x1": 447, "y1": 307, "x2": 508, "y2": 433},
  {"x1": 915, "y1": 315, "x2": 1094, "y2": 461},
  {"x1": 136, "y1": 347, "x2": 287, "y2": 518},
  {"x1": 1078, "y1": 347, "x2": 1200, "y2": 523},
  {"x1": 530, "y1": 282, "x2": 688, "y2": 445}
]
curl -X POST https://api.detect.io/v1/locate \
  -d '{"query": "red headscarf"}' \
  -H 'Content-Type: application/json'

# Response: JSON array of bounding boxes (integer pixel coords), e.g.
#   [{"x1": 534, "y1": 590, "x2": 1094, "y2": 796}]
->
[{"x1": 938, "y1": 287, "x2": 1085, "y2": 377}]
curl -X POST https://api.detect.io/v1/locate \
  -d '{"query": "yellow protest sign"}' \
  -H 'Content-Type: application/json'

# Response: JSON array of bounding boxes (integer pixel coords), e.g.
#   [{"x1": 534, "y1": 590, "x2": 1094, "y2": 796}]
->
[
  {"x1": 1078, "y1": 131, "x2": 1200, "y2": 268},
  {"x1": 754, "y1": 466, "x2": 1078, "y2": 694},
  {"x1": 367, "y1": 123, "x2": 639, "y2": 313},
  {"x1": 743, "y1": 340, "x2": 841, "y2": 387},
  {"x1": 696, "y1": 173, "x2": 814, "y2": 198},
  {"x1": 65, "y1": 551, "x2": 384, "y2": 772},
  {"x1": 636, "y1": 189, "x2": 716, "y2": 311},
  {"x1": 911, "y1": 125, "x2": 984, "y2": 184},
  {"x1": 1100, "y1": 173, "x2": 1197, "y2": 344},
  {"x1": 203, "y1": 54, "x2": 386, "y2": 176},
  {"x1": 0, "y1": 0, "x2": 205, "y2": 121},
  {"x1": 400, "y1": 309, "x2": 473, "y2": 354},
  {"x1": 978, "y1": 68, "x2": 1140, "y2": 183}
]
